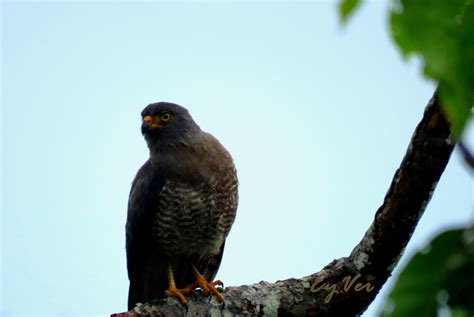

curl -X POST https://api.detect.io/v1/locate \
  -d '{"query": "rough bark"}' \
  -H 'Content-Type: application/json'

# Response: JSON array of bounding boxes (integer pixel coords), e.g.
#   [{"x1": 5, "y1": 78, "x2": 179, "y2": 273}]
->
[{"x1": 112, "y1": 90, "x2": 455, "y2": 317}]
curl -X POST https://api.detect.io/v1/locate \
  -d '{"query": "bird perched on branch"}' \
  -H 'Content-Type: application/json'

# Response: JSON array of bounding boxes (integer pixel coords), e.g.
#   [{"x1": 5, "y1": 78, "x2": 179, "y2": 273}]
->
[{"x1": 126, "y1": 102, "x2": 238, "y2": 310}]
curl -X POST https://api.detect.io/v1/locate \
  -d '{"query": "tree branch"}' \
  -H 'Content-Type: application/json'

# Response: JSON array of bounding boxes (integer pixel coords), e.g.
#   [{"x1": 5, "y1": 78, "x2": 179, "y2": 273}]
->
[
  {"x1": 112, "y1": 90, "x2": 455, "y2": 317},
  {"x1": 458, "y1": 141, "x2": 474, "y2": 169}
]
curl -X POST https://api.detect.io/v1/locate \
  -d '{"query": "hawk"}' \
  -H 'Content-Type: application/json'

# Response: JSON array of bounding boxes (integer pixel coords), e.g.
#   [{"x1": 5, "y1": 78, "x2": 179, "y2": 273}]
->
[{"x1": 126, "y1": 102, "x2": 238, "y2": 310}]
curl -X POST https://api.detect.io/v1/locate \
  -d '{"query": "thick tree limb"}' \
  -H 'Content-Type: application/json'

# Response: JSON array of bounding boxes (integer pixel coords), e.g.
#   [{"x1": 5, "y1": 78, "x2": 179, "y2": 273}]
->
[{"x1": 112, "y1": 90, "x2": 455, "y2": 317}]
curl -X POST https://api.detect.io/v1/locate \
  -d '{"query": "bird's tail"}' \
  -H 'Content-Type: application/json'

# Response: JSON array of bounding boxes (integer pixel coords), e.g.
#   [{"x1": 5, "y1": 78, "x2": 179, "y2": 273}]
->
[
  {"x1": 128, "y1": 273, "x2": 168, "y2": 310},
  {"x1": 128, "y1": 280, "x2": 144, "y2": 311}
]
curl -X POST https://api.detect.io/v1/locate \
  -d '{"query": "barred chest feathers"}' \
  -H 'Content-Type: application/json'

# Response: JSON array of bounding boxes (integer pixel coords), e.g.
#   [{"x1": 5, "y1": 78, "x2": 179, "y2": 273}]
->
[{"x1": 152, "y1": 135, "x2": 238, "y2": 258}]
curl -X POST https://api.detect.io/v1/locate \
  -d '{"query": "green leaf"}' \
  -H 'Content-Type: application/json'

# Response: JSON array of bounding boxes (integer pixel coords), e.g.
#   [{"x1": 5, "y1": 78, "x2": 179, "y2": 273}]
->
[
  {"x1": 379, "y1": 227, "x2": 474, "y2": 317},
  {"x1": 339, "y1": 0, "x2": 361, "y2": 24},
  {"x1": 390, "y1": 0, "x2": 474, "y2": 137},
  {"x1": 450, "y1": 307, "x2": 471, "y2": 317}
]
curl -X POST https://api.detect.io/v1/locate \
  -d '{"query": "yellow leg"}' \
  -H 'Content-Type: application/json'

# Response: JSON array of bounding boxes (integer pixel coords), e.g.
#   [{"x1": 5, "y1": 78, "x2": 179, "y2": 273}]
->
[
  {"x1": 190, "y1": 265, "x2": 224, "y2": 301},
  {"x1": 164, "y1": 264, "x2": 190, "y2": 304}
]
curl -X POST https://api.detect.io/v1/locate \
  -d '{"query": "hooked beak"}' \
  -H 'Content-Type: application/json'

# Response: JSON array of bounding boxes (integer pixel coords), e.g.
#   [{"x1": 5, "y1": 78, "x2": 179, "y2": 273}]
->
[{"x1": 141, "y1": 115, "x2": 161, "y2": 134}]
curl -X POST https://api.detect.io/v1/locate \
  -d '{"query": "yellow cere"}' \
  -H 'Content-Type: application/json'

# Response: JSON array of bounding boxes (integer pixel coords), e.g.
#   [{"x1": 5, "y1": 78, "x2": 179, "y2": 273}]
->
[
  {"x1": 143, "y1": 115, "x2": 153, "y2": 124},
  {"x1": 143, "y1": 115, "x2": 162, "y2": 128}
]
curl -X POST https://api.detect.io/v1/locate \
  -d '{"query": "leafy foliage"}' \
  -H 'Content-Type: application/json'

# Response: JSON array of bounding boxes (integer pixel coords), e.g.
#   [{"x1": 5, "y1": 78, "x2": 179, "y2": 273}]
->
[
  {"x1": 339, "y1": 0, "x2": 474, "y2": 137},
  {"x1": 390, "y1": 0, "x2": 474, "y2": 137},
  {"x1": 379, "y1": 227, "x2": 474, "y2": 317},
  {"x1": 339, "y1": 0, "x2": 361, "y2": 24}
]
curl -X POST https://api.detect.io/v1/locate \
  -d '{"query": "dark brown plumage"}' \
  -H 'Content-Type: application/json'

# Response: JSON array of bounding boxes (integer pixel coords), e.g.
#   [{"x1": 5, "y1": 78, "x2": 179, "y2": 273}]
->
[{"x1": 126, "y1": 102, "x2": 238, "y2": 310}]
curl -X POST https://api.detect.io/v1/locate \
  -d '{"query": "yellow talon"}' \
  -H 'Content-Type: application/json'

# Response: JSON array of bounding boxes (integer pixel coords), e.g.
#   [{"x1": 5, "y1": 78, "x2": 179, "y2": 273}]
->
[
  {"x1": 165, "y1": 264, "x2": 191, "y2": 304},
  {"x1": 165, "y1": 264, "x2": 225, "y2": 303},
  {"x1": 192, "y1": 266, "x2": 224, "y2": 301},
  {"x1": 165, "y1": 286, "x2": 188, "y2": 304}
]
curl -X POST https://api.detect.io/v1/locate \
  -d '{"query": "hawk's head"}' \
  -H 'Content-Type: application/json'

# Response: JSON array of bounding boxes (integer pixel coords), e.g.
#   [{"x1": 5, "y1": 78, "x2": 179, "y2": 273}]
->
[{"x1": 140, "y1": 102, "x2": 201, "y2": 152}]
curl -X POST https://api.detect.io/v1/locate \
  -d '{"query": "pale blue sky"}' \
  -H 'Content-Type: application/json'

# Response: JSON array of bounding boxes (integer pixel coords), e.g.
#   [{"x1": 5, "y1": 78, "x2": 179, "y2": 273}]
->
[{"x1": 1, "y1": 1, "x2": 472, "y2": 316}]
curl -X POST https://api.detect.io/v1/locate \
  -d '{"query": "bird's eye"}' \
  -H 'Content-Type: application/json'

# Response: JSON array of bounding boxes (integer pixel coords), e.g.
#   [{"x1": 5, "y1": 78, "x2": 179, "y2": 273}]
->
[{"x1": 161, "y1": 113, "x2": 172, "y2": 122}]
